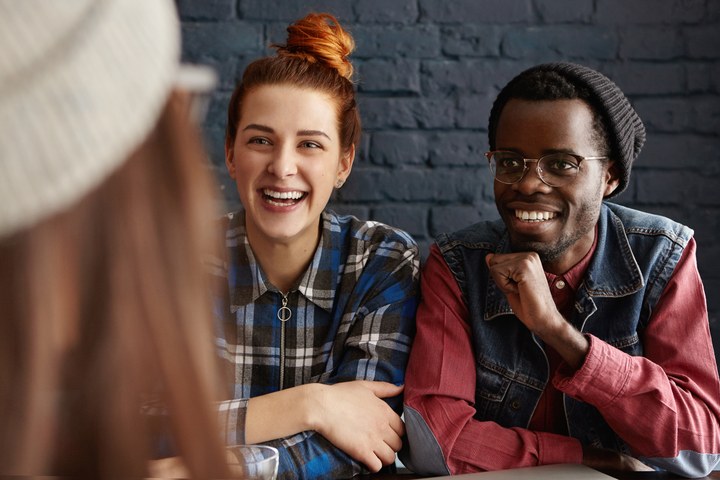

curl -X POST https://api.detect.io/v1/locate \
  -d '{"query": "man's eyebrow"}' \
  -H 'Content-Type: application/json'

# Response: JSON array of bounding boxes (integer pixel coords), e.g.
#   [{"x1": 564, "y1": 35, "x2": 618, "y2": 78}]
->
[{"x1": 298, "y1": 129, "x2": 331, "y2": 140}]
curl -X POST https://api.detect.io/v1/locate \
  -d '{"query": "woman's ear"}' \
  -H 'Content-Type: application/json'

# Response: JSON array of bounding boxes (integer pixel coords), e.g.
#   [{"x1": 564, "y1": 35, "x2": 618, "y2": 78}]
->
[
  {"x1": 603, "y1": 160, "x2": 621, "y2": 197},
  {"x1": 336, "y1": 144, "x2": 355, "y2": 186},
  {"x1": 225, "y1": 141, "x2": 236, "y2": 179}
]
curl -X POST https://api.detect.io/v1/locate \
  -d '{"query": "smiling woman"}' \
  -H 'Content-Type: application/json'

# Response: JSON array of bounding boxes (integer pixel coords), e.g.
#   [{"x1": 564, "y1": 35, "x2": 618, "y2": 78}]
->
[{"x1": 212, "y1": 12, "x2": 421, "y2": 480}]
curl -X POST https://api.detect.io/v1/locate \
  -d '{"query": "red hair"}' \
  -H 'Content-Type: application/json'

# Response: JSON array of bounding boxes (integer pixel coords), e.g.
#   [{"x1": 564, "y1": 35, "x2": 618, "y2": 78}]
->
[{"x1": 225, "y1": 13, "x2": 360, "y2": 153}]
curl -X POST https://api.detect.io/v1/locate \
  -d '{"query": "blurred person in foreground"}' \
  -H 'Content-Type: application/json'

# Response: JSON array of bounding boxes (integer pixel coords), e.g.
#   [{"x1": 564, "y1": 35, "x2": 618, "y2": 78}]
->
[
  {"x1": 215, "y1": 12, "x2": 419, "y2": 479},
  {"x1": 401, "y1": 62, "x2": 720, "y2": 478},
  {"x1": 0, "y1": 0, "x2": 231, "y2": 477}
]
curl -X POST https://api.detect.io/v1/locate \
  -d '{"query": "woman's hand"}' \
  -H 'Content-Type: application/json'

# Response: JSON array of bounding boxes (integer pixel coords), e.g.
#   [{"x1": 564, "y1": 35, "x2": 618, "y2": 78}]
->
[{"x1": 309, "y1": 380, "x2": 404, "y2": 473}]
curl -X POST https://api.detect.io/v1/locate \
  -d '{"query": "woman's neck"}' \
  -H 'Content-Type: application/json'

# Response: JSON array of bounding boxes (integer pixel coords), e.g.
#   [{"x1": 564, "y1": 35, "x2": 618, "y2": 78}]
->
[{"x1": 247, "y1": 223, "x2": 321, "y2": 294}]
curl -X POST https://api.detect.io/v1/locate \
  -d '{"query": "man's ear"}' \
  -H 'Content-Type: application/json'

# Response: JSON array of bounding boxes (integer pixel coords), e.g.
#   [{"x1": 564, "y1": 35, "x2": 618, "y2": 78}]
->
[
  {"x1": 603, "y1": 160, "x2": 621, "y2": 197},
  {"x1": 225, "y1": 141, "x2": 235, "y2": 179}
]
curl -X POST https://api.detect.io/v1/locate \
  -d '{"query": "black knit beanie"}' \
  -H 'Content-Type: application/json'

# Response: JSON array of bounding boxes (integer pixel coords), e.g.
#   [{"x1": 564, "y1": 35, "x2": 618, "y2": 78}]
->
[{"x1": 488, "y1": 62, "x2": 646, "y2": 198}]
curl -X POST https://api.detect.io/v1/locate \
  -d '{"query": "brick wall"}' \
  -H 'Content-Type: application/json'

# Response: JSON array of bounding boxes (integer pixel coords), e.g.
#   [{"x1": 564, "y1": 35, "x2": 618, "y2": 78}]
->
[{"x1": 177, "y1": 0, "x2": 720, "y2": 358}]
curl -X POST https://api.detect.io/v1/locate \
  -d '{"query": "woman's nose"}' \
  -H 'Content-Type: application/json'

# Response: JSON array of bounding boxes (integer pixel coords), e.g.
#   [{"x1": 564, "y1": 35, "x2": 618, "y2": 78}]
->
[{"x1": 267, "y1": 145, "x2": 297, "y2": 178}]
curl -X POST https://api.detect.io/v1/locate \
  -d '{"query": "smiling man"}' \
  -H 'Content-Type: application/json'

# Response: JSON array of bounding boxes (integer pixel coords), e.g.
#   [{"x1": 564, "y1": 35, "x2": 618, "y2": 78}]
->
[{"x1": 400, "y1": 63, "x2": 720, "y2": 478}]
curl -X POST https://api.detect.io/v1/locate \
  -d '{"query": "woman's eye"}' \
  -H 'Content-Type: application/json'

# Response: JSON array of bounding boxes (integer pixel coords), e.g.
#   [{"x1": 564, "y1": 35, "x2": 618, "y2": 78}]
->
[
  {"x1": 300, "y1": 141, "x2": 322, "y2": 149},
  {"x1": 248, "y1": 137, "x2": 271, "y2": 146}
]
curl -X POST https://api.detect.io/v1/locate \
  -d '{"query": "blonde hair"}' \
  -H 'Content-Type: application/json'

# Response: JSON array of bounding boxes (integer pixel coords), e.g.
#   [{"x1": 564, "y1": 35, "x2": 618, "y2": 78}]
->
[
  {"x1": 0, "y1": 92, "x2": 231, "y2": 478},
  {"x1": 225, "y1": 13, "x2": 360, "y2": 153}
]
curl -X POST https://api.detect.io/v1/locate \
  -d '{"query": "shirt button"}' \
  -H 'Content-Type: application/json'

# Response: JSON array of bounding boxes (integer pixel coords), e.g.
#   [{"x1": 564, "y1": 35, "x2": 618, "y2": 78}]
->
[
  {"x1": 510, "y1": 400, "x2": 521, "y2": 411},
  {"x1": 555, "y1": 280, "x2": 566, "y2": 289}
]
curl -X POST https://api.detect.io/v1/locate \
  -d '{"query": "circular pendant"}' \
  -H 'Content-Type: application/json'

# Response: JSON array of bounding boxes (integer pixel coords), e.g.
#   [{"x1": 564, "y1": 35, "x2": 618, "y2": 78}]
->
[{"x1": 277, "y1": 306, "x2": 292, "y2": 322}]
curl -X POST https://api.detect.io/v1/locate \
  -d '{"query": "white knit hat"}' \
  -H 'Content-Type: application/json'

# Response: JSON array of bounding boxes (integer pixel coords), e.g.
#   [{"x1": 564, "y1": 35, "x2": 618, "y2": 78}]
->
[{"x1": 0, "y1": 0, "x2": 181, "y2": 237}]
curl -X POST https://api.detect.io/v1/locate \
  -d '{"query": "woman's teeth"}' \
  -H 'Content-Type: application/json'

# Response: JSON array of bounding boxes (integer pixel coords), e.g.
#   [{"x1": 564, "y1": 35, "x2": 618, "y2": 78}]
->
[
  {"x1": 515, "y1": 210, "x2": 556, "y2": 222},
  {"x1": 263, "y1": 189, "x2": 305, "y2": 206}
]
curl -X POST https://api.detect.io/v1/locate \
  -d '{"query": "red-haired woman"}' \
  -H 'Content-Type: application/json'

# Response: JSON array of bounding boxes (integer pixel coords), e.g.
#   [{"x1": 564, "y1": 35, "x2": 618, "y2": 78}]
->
[{"x1": 216, "y1": 12, "x2": 420, "y2": 479}]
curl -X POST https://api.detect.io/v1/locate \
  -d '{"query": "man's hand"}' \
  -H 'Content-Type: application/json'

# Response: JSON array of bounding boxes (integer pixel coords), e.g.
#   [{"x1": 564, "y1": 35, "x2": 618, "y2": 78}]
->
[
  {"x1": 310, "y1": 380, "x2": 404, "y2": 473},
  {"x1": 582, "y1": 445, "x2": 655, "y2": 472},
  {"x1": 486, "y1": 252, "x2": 589, "y2": 369}
]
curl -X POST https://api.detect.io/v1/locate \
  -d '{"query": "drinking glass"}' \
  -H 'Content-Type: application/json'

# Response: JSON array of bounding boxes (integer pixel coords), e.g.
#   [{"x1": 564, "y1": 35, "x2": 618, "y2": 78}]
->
[{"x1": 226, "y1": 444, "x2": 279, "y2": 480}]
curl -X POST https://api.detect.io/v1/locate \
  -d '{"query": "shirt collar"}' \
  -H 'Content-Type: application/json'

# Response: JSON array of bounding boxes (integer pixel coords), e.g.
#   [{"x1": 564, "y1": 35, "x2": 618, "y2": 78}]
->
[{"x1": 228, "y1": 210, "x2": 339, "y2": 312}]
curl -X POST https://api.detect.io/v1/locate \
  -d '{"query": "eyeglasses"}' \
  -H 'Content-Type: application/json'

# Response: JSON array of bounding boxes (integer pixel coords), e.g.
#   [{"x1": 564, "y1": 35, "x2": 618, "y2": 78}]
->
[{"x1": 486, "y1": 150, "x2": 607, "y2": 187}]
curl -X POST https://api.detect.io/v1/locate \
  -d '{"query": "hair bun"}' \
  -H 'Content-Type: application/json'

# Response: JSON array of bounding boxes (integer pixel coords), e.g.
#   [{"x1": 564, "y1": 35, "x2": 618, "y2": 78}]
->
[{"x1": 274, "y1": 13, "x2": 355, "y2": 81}]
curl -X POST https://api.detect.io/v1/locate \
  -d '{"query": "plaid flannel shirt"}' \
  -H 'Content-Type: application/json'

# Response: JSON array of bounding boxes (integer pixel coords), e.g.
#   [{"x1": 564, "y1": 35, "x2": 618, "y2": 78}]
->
[{"x1": 213, "y1": 210, "x2": 420, "y2": 479}]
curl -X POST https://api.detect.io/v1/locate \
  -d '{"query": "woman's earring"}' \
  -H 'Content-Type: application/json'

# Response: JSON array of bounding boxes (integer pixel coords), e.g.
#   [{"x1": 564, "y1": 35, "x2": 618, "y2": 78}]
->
[{"x1": 335, "y1": 179, "x2": 344, "y2": 188}]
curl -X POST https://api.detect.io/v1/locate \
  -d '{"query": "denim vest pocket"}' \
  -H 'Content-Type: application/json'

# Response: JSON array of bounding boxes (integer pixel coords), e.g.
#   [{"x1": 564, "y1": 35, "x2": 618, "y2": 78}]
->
[{"x1": 474, "y1": 362, "x2": 512, "y2": 420}]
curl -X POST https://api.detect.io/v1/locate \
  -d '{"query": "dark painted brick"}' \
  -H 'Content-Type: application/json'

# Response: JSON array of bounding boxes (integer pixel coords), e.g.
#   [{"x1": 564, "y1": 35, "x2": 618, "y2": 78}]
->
[
  {"x1": 441, "y1": 26, "x2": 502, "y2": 57},
  {"x1": 687, "y1": 63, "x2": 714, "y2": 93},
  {"x1": 619, "y1": 27, "x2": 683, "y2": 60},
  {"x1": 686, "y1": 26, "x2": 720, "y2": 59},
  {"x1": 429, "y1": 205, "x2": 489, "y2": 237},
  {"x1": 502, "y1": 26, "x2": 618, "y2": 60},
  {"x1": 637, "y1": 134, "x2": 720, "y2": 170},
  {"x1": 419, "y1": 0, "x2": 533, "y2": 23},
  {"x1": 711, "y1": 0, "x2": 720, "y2": 22},
  {"x1": 370, "y1": 132, "x2": 429, "y2": 166},
  {"x1": 358, "y1": 59, "x2": 421, "y2": 94},
  {"x1": 353, "y1": 25, "x2": 441, "y2": 58},
  {"x1": 456, "y1": 94, "x2": 495, "y2": 130},
  {"x1": 359, "y1": 97, "x2": 456, "y2": 129},
  {"x1": 635, "y1": 171, "x2": 717, "y2": 204},
  {"x1": 239, "y1": 0, "x2": 354, "y2": 21},
  {"x1": 595, "y1": 0, "x2": 705, "y2": 24},
  {"x1": 427, "y1": 132, "x2": 485, "y2": 166},
  {"x1": 605, "y1": 63, "x2": 685, "y2": 96},
  {"x1": 354, "y1": 0, "x2": 419, "y2": 23},
  {"x1": 634, "y1": 97, "x2": 695, "y2": 133},
  {"x1": 695, "y1": 97, "x2": 720, "y2": 135},
  {"x1": 176, "y1": 0, "x2": 236, "y2": 21},
  {"x1": 372, "y1": 205, "x2": 428, "y2": 238},
  {"x1": 535, "y1": 0, "x2": 593, "y2": 23},
  {"x1": 422, "y1": 60, "x2": 525, "y2": 95},
  {"x1": 182, "y1": 22, "x2": 262, "y2": 59}
]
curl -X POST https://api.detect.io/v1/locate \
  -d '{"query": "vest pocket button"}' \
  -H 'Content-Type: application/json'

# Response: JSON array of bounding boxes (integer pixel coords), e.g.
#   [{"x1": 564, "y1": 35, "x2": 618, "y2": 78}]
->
[{"x1": 510, "y1": 399, "x2": 521, "y2": 410}]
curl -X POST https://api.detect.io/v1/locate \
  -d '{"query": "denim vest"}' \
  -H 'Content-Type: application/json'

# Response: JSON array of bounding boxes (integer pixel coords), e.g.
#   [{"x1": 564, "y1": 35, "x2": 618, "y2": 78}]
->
[{"x1": 436, "y1": 202, "x2": 693, "y2": 452}]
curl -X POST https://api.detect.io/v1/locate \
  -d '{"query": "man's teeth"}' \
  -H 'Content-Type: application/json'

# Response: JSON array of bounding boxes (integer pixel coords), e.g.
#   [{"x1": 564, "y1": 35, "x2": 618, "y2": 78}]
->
[
  {"x1": 515, "y1": 210, "x2": 556, "y2": 222},
  {"x1": 263, "y1": 189, "x2": 304, "y2": 200}
]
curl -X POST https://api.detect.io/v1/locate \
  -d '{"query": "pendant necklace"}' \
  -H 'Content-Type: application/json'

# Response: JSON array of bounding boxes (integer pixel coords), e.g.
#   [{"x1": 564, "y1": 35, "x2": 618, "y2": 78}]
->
[{"x1": 277, "y1": 291, "x2": 292, "y2": 322}]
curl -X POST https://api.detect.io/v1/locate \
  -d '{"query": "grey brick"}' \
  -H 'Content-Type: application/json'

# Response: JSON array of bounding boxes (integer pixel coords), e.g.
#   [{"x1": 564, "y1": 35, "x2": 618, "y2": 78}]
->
[
  {"x1": 634, "y1": 97, "x2": 695, "y2": 134},
  {"x1": 637, "y1": 134, "x2": 720, "y2": 170},
  {"x1": 422, "y1": 60, "x2": 525, "y2": 95},
  {"x1": 370, "y1": 132, "x2": 429, "y2": 166},
  {"x1": 502, "y1": 26, "x2": 618, "y2": 61},
  {"x1": 686, "y1": 26, "x2": 720, "y2": 59},
  {"x1": 354, "y1": 0, "x2": 419, "y2": 23},
  {"x1": 353, "y1": 25, "x2": 441, "y2": 58},
  {"x1": 359, "y1": 97, "x2": 456, "y2": 129},
  {"x1": 427, "y1": 132, "x2": 485, "y2": 167},
  {"x1": 635, "y1": 171, "x2": 703, "y2": 204},
  {"x1": 371, "y1": 205, "x2": 428, "y2": 238},
  {"x1": 604, "y1": 63, "x2": 685, "y2": 96},
  {"x1": 182, "y1": 22, "x2": 262, "y2": 59},
  {"x1": 619, "y1": 27, "x2": 683, "y2": 60},
  {"x1": 419, "y1": 0, "x2": 533, "y2": 23},
  {"x1": 687, "y1": 63, "x2": 714, "y2": 93},
  {"x1": 695, "y1": 97, "x2": 720, "y2": 135},
  {"x1": 535, "y1": 0, "x2": 593, "y2": 23},
  {"x1": 441, "y1": 25, "x2": 502, "y2": 57},
  {"x1": 357, "y1": 59, "x2": 421, "y2": 94},
  {"x1": 596, "y1": 0, "x2": 705, "y2": 24},
  {"x1": 429, "y1": 205, "x2": 483, "y2": 236},
  {"x1": 456, "y1": 94, "x2": 495, "y2": 130},
  {"x1": 239, "y1": 0, "x2": 354, "y2": 21},
  {"x1": 177, "y1": 0, "x2": 236, "y2": 20}
]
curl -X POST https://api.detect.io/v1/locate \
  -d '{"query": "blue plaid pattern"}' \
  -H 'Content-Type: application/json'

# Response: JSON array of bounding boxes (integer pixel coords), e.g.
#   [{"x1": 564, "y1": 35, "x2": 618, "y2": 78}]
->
[{"x1": 213, "y1": 210, "x2": 420, "y2": 479}]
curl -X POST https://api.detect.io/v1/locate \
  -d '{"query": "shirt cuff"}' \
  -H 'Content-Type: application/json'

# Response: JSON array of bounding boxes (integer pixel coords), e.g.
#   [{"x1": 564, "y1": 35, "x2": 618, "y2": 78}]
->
[
  {"x1": 537, "y1": 431, "x2": 584, "y2": 465},
  {"x1": 218, "y1": 398, "x2": 248, "y2": 445},
  {"x1": 553, "y1": 334, "x2": 633, "y2": 408}
]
